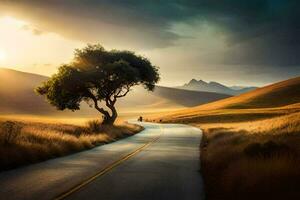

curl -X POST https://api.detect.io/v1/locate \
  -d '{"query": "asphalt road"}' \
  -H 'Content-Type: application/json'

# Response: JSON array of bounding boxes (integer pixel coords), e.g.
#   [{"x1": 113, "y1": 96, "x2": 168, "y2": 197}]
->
[{"x1": 0, "y1": 122, "x2": 204, "y2": 200}]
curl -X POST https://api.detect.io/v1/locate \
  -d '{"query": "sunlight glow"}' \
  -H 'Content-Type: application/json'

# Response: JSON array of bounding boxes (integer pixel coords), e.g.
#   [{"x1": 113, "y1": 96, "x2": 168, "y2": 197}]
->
[
  {"x1": 0, "y1": 49, "x2": 6, "y2": 61},
  {"x1": 0, "y1": 16, "x2": 83, "y2": 75},
  {"x1": 1, "y1": 16, "x2": 26, "y2": 27}
]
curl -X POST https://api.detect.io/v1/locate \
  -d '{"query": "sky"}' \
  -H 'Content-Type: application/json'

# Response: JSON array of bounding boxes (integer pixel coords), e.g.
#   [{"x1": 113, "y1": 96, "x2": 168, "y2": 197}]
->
[{"x1": 0, "y1": 0, "x2": 299, "y2": 87}]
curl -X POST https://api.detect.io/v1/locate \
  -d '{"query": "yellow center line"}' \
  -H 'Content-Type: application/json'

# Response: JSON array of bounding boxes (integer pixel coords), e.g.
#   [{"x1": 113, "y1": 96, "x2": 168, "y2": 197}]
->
[{"x1": 54, "y1": 124, "x2": 164, "y2": 200}]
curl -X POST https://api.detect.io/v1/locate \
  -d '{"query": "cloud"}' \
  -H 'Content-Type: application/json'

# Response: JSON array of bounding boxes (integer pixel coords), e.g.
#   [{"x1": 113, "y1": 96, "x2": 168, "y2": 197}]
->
[
  {"x1": 194, "y1": 0, "x2": 300, "y2": 66},
  {"x1": 21, "y1": 24, "x2": 44, "y2": 35},
  {"x1": 1, "y1": 0, "x2": 300, "y2": 67},
  {"x1": 1, "y1": 1, "x2": 187, "y2": 49}
]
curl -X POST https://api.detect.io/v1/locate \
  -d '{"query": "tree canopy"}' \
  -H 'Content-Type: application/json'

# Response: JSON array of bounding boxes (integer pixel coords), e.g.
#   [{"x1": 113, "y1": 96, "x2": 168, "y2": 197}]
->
[{"x1": 36, "y1": 44, "x2": 160, "y2": 124}]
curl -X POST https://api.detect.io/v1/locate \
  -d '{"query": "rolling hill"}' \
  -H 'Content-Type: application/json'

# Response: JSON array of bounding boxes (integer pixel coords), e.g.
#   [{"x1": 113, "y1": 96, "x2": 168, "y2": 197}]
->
[
  {"x1": 178, "y1": 79, "x2": 257, "y2": 95},
  {"x1": 0, "y1": 68, "x2": 53, "y2": 114},
  {"x1": 154, "y1": 76, "x2": 300, "y2": 122},
  {"x1": 0, "y1": 68, "x2": 230, "y2": 117},
  {"x1": 192, "y1": 76, "x2": 300, "y2": 110},
  {"x1": 148, "y1": 86, "x2": 231, "y2": 107}
]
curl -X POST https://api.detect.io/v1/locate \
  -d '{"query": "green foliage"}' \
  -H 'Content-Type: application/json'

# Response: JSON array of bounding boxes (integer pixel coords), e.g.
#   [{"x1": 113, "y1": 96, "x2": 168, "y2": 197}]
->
[{"x1": 36, "y1": 44, "x2": 160, "y2": 124}]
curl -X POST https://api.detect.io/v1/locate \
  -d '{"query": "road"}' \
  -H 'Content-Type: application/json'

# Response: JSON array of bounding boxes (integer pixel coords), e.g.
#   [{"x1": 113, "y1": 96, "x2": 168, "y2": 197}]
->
[{"x1": 0, "y1": 122, "x2": 204, "y2": 200}]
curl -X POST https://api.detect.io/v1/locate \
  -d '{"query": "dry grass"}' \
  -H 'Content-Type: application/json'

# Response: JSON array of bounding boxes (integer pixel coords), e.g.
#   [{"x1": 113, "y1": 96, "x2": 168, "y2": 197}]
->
[
  {"x1": 0, "y1": 119, "x2": 143, "y2": 171},
  {"x1": 158, "y1": 108, "x2": 300, "y2": 200},
  {"x1": 198, "y1": 111, "x2": 300, "y2": 200}
]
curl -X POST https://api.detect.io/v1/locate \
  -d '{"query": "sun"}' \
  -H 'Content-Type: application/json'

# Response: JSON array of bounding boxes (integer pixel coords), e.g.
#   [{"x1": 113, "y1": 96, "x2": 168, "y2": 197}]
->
[{"x1": 0, "y1": 49, "x2": 6, "y2": 61}]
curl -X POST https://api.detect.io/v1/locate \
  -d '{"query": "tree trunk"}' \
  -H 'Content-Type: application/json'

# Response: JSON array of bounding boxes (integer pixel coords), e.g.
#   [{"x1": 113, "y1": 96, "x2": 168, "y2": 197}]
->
[
  {"x1": 101, "y1": 104, "x2": 118, "y2": 125},
  {"x1": 92, "y1": 97, "x2": 117, "y2": 125},
  {"x1": 101, "y1": 115, "x2": 114, "y2": 125}
]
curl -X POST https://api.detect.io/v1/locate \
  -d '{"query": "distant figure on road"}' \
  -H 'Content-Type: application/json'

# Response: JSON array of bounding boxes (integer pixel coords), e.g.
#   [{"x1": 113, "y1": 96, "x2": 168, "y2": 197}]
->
[{"x1": 138, "y1": 116, "x2": 143, "y2": 122}]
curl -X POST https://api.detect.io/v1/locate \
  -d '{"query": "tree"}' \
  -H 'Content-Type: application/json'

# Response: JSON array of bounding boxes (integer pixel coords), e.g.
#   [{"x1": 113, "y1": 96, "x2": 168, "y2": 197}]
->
[{"x1": 36, "y1": 44, "x2": 160, "y2": 125}]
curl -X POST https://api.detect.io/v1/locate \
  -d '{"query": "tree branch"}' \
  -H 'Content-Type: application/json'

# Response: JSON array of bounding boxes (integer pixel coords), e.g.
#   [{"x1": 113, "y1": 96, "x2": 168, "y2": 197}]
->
[
  {"x1": 88, "y1": 92, "x2": 110, "y2": 116},
  {"x1": 115, "y1": 87, "x2": 130, "y2": 98}
]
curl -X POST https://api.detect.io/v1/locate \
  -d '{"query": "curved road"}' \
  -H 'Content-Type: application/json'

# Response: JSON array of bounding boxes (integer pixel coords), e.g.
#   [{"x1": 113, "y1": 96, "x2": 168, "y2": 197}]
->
[{"x1": 0, "y1": 122, "x2": 204, "y2": 200}]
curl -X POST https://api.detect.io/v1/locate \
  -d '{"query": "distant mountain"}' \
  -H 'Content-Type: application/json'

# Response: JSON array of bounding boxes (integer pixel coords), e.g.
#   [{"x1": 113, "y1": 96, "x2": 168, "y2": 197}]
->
[
  {"x1": 151, "y1": 86, "x2": 231, "y2": 107},
  {"x1": 175, "y1": 76, "x2": 300, "y2": 112},
  {"x1": 229, "y1": 86, "x2": 246, "y2": 90},
  {"x1": 0, "y1": 68, "x2": 230, "y2": 116},
  {"x1": 178, "y1": 79, "x2": 257, "y2": 95}
]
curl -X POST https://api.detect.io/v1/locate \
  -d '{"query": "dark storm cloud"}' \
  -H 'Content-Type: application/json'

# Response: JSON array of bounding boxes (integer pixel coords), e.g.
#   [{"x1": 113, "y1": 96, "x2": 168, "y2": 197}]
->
[
  {"x1": 2, "y1": 0, "x2": 300, "y2": 66},
  {"x1": 196, "y1": 0, "x2": 300, "y2": 66}
]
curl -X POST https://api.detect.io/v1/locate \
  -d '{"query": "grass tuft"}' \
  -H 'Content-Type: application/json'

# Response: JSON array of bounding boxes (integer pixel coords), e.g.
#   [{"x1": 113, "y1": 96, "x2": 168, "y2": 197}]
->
[
  {"x1": 86, "y1": 119, "x2": 103, "y2": 133},
  {"x1": 0, "y1": 121, "x2": 22, "y2": 145}
]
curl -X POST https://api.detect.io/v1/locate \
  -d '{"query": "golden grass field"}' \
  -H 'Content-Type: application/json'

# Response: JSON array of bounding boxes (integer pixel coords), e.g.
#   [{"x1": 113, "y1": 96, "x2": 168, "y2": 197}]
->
[
  {"x1": 151, "y1": 76, "x2": 300, "y2": 200},
  {"x1": 0, "y1": 118, "x2": 143, "y2": 171},
  {"x1": 198, "y1": 107, "x2": 300, "y2": 200}
]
